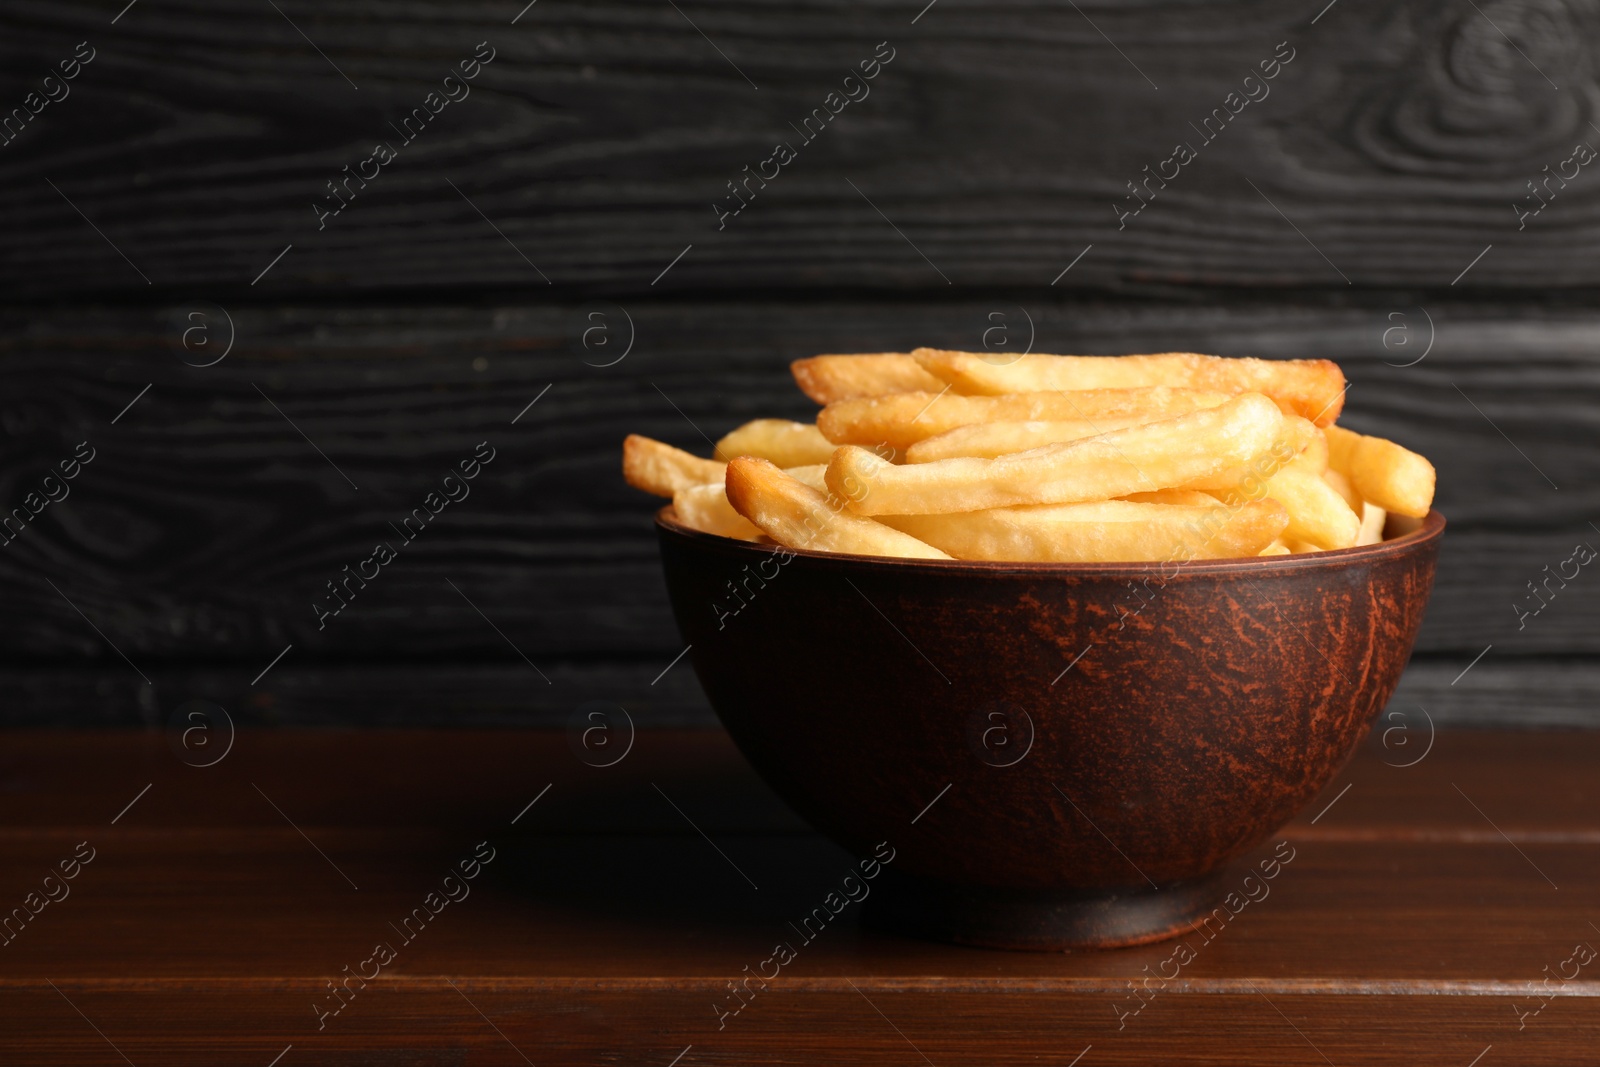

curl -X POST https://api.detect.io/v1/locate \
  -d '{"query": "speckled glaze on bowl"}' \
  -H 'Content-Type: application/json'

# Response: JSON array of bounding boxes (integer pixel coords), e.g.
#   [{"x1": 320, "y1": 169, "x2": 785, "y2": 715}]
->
[{"x1": 656, "y1": 507, "x2": 1444, "y2": 950}]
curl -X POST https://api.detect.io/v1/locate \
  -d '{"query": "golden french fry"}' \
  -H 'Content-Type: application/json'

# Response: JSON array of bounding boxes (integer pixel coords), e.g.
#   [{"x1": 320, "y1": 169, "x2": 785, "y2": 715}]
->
[
  {"x1": 881, "y1": 499, "x2": 1287, "y2": 563},
  {"x1": 725, "y1": 458, "x2": 951, "y2": 559},
  {"x1": 716, "y1": 419, "x2": 838, "y2": 467},
  {"x1": 1356, "y1": 501, "x2": 1386, "y2": 546},
  {"x1": 1321, "y1": 468, "x2": 1362, "y2": 512},
  {"x1": 671, "y1": 464, "x2": 828, "y2": 539},
  {"x1": 1325, "y1": 425, "x2": 1436, "y2": 519},
  {"x1": 1249, "y1": 468, "x2": 1359, "y2": 550},
  {"x1": 828, "y1": 393, "x2": 1285, "y2": 516},
  {"x1": 1287, "y1": 540, "x2": 1323, "y2": 554},
  {"x1": 1260, "y1": 540, "x2": 1292, "y2": 556},
  {"x1": 790, "y1": 353, "x2": 947, "y2": 404},
  {"x1": 673, "y1": 483, "x2": 761, "y2": 540},
  {"x1": 1182, "y1": 416, "x2": 1316, "y2": 493},
  {"x1": 1171, "y1": 415, "x2": 1305, "y2": 502},
  {"x1": 1286, "y1": 425, "x2": 1329, "y2": 474},
  {"x1": 913, "y1": 348, "x2": 1347, "y2": 426},
  {"x1": 786, "y1": 464, "x2": 828, "y2": 492},
  {"x1": 623, "y1": 434, "x2": 724, "y2": 497},
  {"x1": 905, "y1": 416, "x2": 1166, "y2": 462},
  {"x1": 1121, "y1": 488, "x2": 1224, "y2": 507},
  {"x1": 819, "y1": 387, "x2": 1233, "y2": 451}
]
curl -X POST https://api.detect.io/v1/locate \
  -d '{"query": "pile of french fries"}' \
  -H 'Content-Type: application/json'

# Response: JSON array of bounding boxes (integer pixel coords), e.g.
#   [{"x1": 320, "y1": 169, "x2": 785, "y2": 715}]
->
[{"x1": 622, "y1": 349, "x2": 1437, "y2": 563}]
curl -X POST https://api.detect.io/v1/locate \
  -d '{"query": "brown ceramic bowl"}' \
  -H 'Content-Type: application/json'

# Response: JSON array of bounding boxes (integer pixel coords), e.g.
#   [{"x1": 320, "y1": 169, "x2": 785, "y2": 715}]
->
[{"x1": 656, "y1": 507, "x2": 1444, "y2": 950}]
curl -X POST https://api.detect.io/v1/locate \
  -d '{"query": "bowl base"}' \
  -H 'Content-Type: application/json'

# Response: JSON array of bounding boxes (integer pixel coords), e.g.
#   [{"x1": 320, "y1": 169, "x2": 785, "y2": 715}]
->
[{"x1": 865, "y1": 868, "x2": 1230, "y2": 951}]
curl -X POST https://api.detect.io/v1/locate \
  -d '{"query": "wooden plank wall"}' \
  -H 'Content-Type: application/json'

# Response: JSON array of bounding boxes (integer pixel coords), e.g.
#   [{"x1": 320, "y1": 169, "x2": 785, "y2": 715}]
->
[{"x1": 0, "y1": 0, "x2": 1594, "y2": 725}]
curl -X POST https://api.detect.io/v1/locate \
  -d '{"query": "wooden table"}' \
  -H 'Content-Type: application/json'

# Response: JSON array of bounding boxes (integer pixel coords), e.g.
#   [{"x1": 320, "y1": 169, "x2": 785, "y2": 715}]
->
[{"x1": 2, "y1": 728, "x2": 1596, "y2": 1065}]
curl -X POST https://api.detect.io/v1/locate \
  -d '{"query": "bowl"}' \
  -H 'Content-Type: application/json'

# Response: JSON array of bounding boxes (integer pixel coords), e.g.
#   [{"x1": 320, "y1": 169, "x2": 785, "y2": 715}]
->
[{"x1": 656, "y1": 507, "x2": 1444, "y2": 950}]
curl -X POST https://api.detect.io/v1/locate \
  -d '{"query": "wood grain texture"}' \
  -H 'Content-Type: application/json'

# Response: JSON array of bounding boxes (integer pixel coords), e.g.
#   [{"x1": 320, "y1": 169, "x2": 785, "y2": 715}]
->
[
  {"x1": 7, "y1": 653, "x2": 1600, "y2": 729},
  {"x1": 0, "y1": 660, "x2": 716, "y2": 728},
  {"x1": 3, "y1": 729, "x2": 1600, "y2": 1064},
  {"x1": 10, "y1": 990, "x2": 1598, "y2": 1067},
  {"x1": 1, "y1": 0, "x2": 1599, "y2": 295}
]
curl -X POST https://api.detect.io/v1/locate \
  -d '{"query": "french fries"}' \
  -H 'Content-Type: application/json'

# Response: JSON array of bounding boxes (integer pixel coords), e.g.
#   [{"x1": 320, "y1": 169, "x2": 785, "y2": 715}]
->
[
  {"x1": 913, "y1": 348, "x2": 1347, "y2": 426},
  {"x1": 791, "y1": 353, "x2": 946, "y2": 403},
  {"x1": 1321, "y1": 468, "x2": 1361, "y2": 513},
  {"x1": 671, "y1": 465, "x2": 827, "y2": 540},
  {"x1": 1181, "y1": 416, "x2": 1317, "y2": 493},
  {"x1": 881, "y1": 499, "x2": 1287, "y2": 563},
  {"x1": 625, "y1": 348, "x2": 1436, "y2": 563},
  {"x1": 716, "y1": 419, "x2": 837, "y2": 467},
  {"x1": 623, "y1": 434, "x2": 725, "y2": 497},
  {"x1": 1325, "y1": 425, "x2": 1436, "y2": 519},
  {"x1": 724, "y1": 458, "x2": 951, "y2": 559},
  {"x1": 906, "y1": 416, "x2": 1160, "y2": 462},
  {"x1": 1251, "y1": 468, "x2": 1360, "y2": 551},
  {"x1": 1287, "y1": 425, "x2": 1329, "y2": 475},
  {"x1": 819, "y1": 387, "x2": 1233, "y2": 451},
  {"x1": 1121, "y1": 489, "x2": 1224, "y2": 507},
  {"x1": 672, "y1": 483, "x2": 761, "y2": 540},
  {"x1": 828, "y1": 393, "x2": 1286, "y2": 516},
  {"x1": 1356, "y1": 501, "x2": 1387, "y2": 546}
]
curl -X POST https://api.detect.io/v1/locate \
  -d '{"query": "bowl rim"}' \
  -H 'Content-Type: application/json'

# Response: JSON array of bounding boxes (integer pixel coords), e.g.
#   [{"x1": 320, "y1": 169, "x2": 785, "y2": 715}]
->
[{"x1": 655, "y1": 506, "x2": 1445, "y2": 576}]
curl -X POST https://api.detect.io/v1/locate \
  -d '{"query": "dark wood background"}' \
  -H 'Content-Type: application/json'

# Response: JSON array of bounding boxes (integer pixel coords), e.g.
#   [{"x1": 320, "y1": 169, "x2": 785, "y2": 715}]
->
[{"x1": 1, "y1": 0, "x2": 1593, "y2": 726}]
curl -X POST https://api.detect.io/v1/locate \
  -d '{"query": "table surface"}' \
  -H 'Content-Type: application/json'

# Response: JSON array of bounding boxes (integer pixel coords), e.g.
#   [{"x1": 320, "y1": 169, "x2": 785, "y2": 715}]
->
[{"x1": 1, "y1": 727, "x2": 1596, "y2": 1065}]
